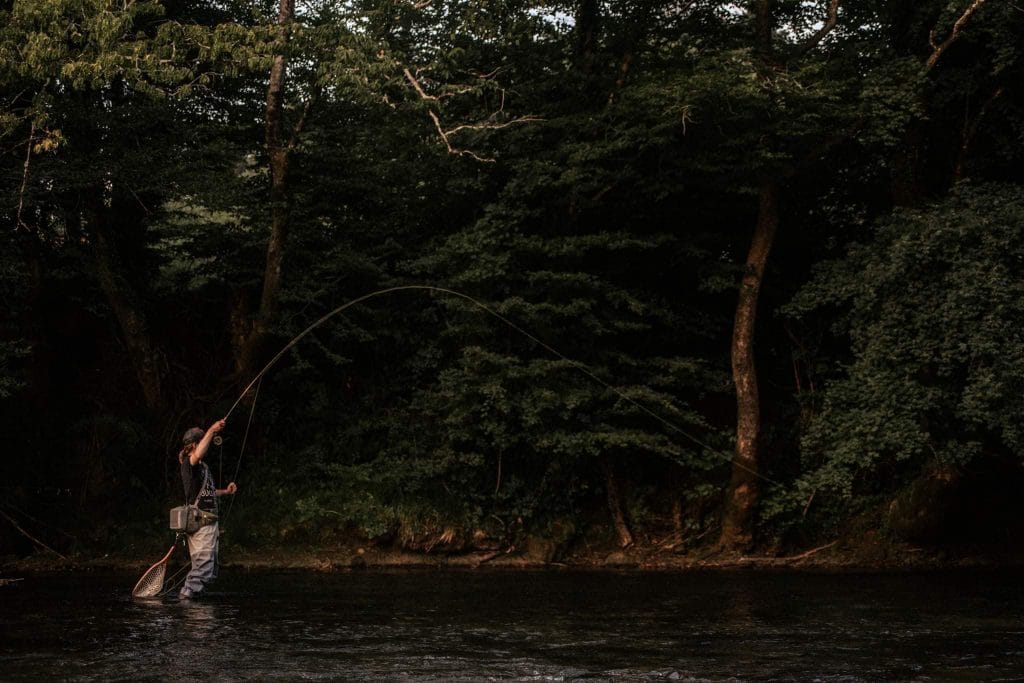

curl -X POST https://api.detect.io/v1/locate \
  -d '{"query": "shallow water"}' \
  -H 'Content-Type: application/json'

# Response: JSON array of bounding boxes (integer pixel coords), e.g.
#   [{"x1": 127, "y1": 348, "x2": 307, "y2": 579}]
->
[{"x1": 2, "y1": 568, "x2": 1024, "y2": 681}]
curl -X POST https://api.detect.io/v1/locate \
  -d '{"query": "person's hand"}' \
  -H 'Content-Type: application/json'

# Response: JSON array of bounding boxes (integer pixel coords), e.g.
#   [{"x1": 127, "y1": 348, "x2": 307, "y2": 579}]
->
[
  {"x1": 209, "y1": 418, "x2": 227, "y2": 434},
  {"x1": 226, "y1": 482, "x2": 238, "y2": 495}
]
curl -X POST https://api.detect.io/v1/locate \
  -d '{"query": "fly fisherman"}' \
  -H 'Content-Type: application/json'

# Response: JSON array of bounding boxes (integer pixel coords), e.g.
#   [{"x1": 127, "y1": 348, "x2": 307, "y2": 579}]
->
[{"x1": 178, "y1": 419, "x2": 236, "y2": 600}]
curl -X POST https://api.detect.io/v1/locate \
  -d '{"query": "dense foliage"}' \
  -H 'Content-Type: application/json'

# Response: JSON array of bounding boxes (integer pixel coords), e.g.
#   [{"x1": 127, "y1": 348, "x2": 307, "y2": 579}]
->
[
  {"x1": 2, "y1": 0, "x2": 1023, "y2": 558},
  {"x1": 774, "y1": 184, "x2": 1024, "y2": 537}
]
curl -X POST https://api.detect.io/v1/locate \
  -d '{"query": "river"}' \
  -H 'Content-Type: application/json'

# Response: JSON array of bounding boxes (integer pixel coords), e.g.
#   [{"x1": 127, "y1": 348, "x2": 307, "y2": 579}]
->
[{"x1": 1, "y1": 568, "x2": 1023, "y2": 681}]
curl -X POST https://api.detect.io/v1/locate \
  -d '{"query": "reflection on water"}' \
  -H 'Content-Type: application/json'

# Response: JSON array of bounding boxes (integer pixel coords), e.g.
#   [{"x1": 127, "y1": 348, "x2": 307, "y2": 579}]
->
[{"x1": 2, "y1": 568, "x2": 1024, "y2": 681}]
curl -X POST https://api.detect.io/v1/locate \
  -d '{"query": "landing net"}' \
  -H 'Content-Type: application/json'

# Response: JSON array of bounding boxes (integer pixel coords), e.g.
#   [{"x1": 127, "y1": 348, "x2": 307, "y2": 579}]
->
[{"x1": 132, "y1": 539, "x2": 183, "y2": 598}]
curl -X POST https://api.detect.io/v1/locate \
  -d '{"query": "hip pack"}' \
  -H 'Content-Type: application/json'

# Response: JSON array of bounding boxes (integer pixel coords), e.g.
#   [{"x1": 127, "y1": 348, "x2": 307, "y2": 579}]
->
[{"x1": 169, "y1": 505, "x2": 218, "y2": 533}]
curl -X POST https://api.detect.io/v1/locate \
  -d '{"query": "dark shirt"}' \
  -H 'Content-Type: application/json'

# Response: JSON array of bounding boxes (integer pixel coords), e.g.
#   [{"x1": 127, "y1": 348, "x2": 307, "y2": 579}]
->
[{"x1": 180, "y1": 459, "x2": 217, "y2": 513}]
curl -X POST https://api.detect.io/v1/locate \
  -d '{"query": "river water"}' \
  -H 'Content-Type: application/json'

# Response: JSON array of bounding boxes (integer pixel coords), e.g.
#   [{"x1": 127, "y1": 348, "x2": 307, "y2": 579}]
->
[{"x1": 2, "y1": 568, "x2": 1023, "y2": 681}]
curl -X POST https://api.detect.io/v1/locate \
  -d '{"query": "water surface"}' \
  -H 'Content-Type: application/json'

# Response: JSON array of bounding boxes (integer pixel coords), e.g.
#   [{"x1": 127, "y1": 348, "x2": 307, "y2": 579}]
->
[{"x1": 2, "y1": 568, "x2": 1023, "y2": 681}]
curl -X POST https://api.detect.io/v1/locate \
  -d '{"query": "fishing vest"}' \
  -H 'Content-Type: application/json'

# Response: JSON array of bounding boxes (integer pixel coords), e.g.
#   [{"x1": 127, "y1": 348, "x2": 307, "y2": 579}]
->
[{"x1": 181, "y1": 460, "x2": 218, "y2": 514}]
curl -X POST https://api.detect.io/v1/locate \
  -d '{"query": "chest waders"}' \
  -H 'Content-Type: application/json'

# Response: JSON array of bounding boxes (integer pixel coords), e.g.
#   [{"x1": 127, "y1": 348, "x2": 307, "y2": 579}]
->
[{"x1": 132, "y1": 464, "x2": 220, "y2": 599}]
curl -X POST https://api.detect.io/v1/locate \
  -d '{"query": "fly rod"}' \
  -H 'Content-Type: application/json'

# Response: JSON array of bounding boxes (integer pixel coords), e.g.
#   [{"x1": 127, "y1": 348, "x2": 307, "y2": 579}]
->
[{"x1": 220, "y1": 284, "x2": 775, "y2": 484}]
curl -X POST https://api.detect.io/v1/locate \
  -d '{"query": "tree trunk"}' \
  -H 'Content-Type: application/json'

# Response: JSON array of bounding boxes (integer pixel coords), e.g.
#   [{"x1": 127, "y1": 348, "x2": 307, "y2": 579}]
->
[
  {"x1": 720, "y1": 179, "x2": 779, "y2": 550},
  {"x1": 671, "y1": 495, "x2": 684, "y2": 547},
  {"x1": 954, "y1": 86, "x2": 1004, "y2": 182},
  {"x1": 603, "y1": 456, "x2": 634, "y2": 547},
  {"x1": 575, "y1": 0, "x2": 600, "y2": 71},
  {"x1": 715, "y1": 0, "x2": 842, "y2": 550},
  {"x1": 235, "y1": 0, "x2": 295, "y2": 379},
  {"x1": 891, "y1": 123, "x2": 928, "y2": 207},
  {"x1": 754, "y1": 0, "x2": 775, "y2": 59},
  {"x1": 91, "y1": 205, "x2": 165, "y2": 413}
]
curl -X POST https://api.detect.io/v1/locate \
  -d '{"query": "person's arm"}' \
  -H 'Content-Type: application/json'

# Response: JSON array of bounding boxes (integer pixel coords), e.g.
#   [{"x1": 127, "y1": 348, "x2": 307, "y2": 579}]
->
[
  {"x1": 216, "y1": 482, "x2": 238, "y2": 497},
  {"x1": 189, "y1": 419, "x2": 226, "y2": 466}
]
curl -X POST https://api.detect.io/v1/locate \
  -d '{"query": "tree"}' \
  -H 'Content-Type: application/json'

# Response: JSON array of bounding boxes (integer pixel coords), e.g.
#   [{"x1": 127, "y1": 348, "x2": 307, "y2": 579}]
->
[
  {"x1": 235, "y1": 0, "x2": 301, "y2": 380},
  {"x1": 2, "y1": 1, "x2": 176, "y2": 412},
  {"x1": 2, "y1": 0, "x2": 1022, "y2": 558},
  {"x1": 781, "y1": 183, "x2": 1024, "y2": 534},
  {"x1": 649, "y1": 0, "x2": 854, "y2": 550},
  {"x1": 764, "y1": 0, "x2": 1024, "y2": 540}
]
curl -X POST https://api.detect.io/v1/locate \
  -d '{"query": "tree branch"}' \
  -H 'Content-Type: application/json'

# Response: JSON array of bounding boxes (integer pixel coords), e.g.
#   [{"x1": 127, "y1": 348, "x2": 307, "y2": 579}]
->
[
  {"x1": 927, "y1": 0, "x2": 988, "y2": 71},
  {"x1": 796, "y1": 0, "x2": 840, "y2": 56},
  {"x1": 403, "y1": 67, "x2": 436, "y2": 100},
  {"x1": 955, "y1": 85, "x2": 1005, "y2": 179},
  {"x1": 16, "y1": 80, "x2": 49, "y2": 231},
  {"x1": 443, "y1": 115, "x2": 543, "y2": 138},
  {"x1": 738, "y1": 540, "x2": 837, "y2": 564},
  {"x1": 16, "y1": 116, "x2": 36, "y2": 230},
  {"x1": 287, "y1": 86, "x2": 319, "y2": 152},
  {"x1": 0, "y1": 508, "x2": 67, "y2": 560},
  {"x1": 606, "y1": 52, "x2": 634, "y2": 107},
  {"x1": 403, "y1": 68, "x2": 540, "y2": 163}
]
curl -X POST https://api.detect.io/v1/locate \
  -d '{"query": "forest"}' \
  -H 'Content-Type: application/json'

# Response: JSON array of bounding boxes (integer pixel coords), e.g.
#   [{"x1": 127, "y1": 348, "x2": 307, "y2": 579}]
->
[{"x1": 2, "y1": 0, "x2": 1023, "y2": 564}]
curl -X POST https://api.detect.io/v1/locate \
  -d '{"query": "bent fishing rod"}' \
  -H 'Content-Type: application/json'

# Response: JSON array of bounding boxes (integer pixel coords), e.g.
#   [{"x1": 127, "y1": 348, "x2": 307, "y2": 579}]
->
[{"x1": 219, "y1": 284, "x2": 777, "y2": 486}]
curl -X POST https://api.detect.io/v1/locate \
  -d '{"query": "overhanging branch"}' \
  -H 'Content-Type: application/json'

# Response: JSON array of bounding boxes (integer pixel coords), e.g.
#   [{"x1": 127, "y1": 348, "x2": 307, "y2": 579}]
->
[
  {"x1": 403, "y1": 67, "x2": 541, "y2": 163},
  {"x1": 796, "y1": 0, "x2": 840, "y2": 56},
  {"x1": 927, "y1": 0, "x2": 988, "y2": 71}
]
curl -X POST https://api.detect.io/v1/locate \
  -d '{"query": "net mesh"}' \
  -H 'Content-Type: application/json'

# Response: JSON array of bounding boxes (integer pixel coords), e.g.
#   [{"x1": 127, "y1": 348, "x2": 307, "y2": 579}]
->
[
  {"x1": 132, "y1": 540, "x2": 182, "y2": 598},
  {"x1": 132, "y1": 560, "x2": 168, "y2": 598}
]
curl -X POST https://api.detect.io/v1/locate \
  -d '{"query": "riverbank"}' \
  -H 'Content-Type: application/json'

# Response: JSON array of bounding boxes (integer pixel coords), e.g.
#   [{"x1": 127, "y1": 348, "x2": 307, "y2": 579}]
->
[{"x1": 3, "y1": 533, "x2": 1022, "y2": 574}]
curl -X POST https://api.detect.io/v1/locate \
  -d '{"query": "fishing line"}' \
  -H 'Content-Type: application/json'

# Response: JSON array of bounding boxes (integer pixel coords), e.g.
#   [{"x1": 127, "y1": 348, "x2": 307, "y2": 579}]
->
[
  {"x1": 222, "y1": 285, "x2": 777, "y2": 486},
  {"x1": 158, "y1": 537, "x2": 191, "y2": 597},
  {"x1": 222, "y1": 376, "x2": 261, "y2": 526},
  {"x1": 217, "y1": 437, "x2": 224, "y2": 495}
]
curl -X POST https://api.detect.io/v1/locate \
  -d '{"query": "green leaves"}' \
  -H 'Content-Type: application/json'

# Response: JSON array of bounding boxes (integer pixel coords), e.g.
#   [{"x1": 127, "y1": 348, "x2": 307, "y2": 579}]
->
[
  {"x1": 786, "y1": 183, "x2": 1024, "y2": 508},
  {"x1": 2, "y1": 0, "x2": 1023, "y2": 553}
]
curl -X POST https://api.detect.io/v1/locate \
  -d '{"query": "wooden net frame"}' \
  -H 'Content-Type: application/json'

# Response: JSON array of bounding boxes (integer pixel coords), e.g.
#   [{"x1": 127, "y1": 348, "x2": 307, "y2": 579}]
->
[{"x1": 131, "y1": 540, "x2": 181, "y2": 598}]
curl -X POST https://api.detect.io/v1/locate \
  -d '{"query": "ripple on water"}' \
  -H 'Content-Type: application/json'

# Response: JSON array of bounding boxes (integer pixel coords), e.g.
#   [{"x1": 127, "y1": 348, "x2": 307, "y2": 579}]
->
[{"x1": 3, "y1": 570, "x2": 1024, "y2": 681}]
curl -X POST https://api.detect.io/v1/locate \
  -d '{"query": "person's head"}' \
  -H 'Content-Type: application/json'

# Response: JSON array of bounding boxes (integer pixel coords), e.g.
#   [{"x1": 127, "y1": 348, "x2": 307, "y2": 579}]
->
[{"x1": 179, "y1": 427, "x2": 204, "y2": 463}]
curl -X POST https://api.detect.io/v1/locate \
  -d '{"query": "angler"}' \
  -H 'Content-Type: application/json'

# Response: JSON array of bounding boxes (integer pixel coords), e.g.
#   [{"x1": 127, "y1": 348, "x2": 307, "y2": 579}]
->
[{"x1": 178, "y1": 419, "x2": 237, "y2": 600}]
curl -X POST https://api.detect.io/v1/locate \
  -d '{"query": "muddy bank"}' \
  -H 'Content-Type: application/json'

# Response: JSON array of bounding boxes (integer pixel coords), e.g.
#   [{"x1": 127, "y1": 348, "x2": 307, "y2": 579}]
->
[{"x1": 4, "y1": 534, "x2": 1022, "y2": 575}]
